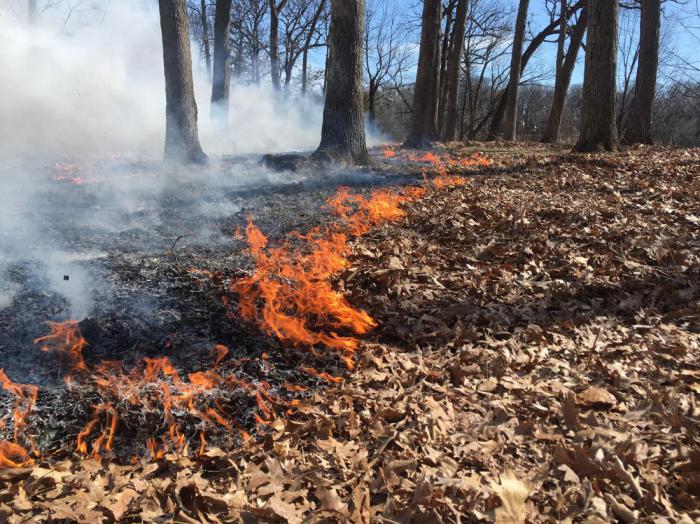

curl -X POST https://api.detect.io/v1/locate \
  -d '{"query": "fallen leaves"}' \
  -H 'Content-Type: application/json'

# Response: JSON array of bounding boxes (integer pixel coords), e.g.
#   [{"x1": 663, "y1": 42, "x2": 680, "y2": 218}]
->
[{"x1": 0, "y1": 144, "x2": 698, "y2": 522}]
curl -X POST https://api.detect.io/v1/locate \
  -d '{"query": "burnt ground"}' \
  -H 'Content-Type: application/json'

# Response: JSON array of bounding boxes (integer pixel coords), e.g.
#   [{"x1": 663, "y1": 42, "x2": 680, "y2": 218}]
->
[{"x1": 1, "y1": 143, "x2": 697, "y2": 523}]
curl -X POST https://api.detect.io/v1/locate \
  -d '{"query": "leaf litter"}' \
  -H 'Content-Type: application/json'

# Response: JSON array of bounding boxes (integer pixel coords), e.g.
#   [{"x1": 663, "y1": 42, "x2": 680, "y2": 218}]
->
[{"x1": 0, "y1": 144, "x2": 698, "y2": 522}]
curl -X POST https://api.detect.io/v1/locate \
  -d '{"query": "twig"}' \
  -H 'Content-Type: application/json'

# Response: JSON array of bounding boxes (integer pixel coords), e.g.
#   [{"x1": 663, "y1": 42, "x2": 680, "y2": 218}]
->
[{"x1": 169, "y1": 235, "x2": 194, "y2": 271}]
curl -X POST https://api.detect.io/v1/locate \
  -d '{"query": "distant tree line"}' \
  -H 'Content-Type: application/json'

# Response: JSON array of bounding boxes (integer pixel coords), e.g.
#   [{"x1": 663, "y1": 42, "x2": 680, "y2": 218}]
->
[{"x1": 146, "y1": 0, "x2": 698, "y2": 162}]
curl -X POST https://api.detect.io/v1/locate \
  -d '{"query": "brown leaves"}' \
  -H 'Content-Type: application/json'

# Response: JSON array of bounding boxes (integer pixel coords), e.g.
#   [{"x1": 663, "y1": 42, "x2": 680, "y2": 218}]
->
[{"x1": 577, "y1": 387, "x2": 617, "y2": 409}]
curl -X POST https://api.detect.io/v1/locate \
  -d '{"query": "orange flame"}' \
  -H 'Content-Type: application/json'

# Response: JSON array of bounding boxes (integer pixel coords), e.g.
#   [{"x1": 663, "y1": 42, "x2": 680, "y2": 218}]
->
[{"x1": 34, "y1": 321, "x2": 87, "y2": 373}]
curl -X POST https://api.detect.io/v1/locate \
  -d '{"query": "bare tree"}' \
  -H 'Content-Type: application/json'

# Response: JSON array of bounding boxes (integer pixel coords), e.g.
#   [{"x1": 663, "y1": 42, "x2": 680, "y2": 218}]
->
[
  {"x1": 442, "y1": 0, "x2": 469, "y2": 141},
  {"x1": 501, "y1": 0, "x2": 530, "y2": 140},
  {"x1": 575, "y1": 0, "x2": 619, "y2": 152},
  {"x1": 364, "y1": 0, "x2": 413, "y2": 124},
  {"x1": 541, "y1": 5, "x2": 587, "y2": 143},
  {"x1": 200, "y1": 1, "x2": 212, "y2": 75},
  {"x1": 300, "y1": 0, "x2": 328, "y2": 92},
  {"x1": 280, "y1": 0, "x2": 327, "y2": 88},
  {"x1": 488, "y1": 0, "x2": 584, "y2": 138},
  {"x1": 404, "y1": 0, "x2": 442, "y2": 148},
  {"x1": 158, "y1": 0, "x2": 207, "y2": 163},
  {"x1": 269, "y1": 0, "x2": 289, "y2": 90},
  {"x1": 313, "y1": 0, "x2": 369, "y2": 164},
  {"x1": 211, "y1": 0, "x2": 233, "y2": 118},
  {"x1": 625, "y1": 0, "x2": 661, "y2": 144}
]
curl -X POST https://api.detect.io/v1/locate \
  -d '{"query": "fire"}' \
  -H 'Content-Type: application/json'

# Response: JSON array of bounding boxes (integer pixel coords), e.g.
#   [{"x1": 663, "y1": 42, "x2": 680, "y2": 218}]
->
[
  {"x1": 34, "y1": 320, "x2": 87, "y2": 374},
  {"x1": 232, "y1": 152, "x2": 491, "y2": 366},
  {"x1": 0, "y1": 369, "x2": 38, "y2": 468},
  {"x1": 383, "y1": 148, "x2": 398, "y2": 158},
  {"x1": 28, "y1": 321, "x2": 285, "y2": 461}
]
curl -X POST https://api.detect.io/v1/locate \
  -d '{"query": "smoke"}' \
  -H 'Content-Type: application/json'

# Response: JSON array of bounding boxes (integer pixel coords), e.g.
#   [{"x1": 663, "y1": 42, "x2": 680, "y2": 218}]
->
[
  {"x1": 0, "y1": 0, "x2": 389, "y2": 320},
  {"x1": 0, "y1": 0, "x2": 327, "y2": 160}
]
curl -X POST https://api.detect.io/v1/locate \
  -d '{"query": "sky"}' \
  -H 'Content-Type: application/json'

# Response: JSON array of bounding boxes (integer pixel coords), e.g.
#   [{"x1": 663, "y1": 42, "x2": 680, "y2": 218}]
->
[{"x1": 388, "y1": 0, "x2": 700, "y2": 87}]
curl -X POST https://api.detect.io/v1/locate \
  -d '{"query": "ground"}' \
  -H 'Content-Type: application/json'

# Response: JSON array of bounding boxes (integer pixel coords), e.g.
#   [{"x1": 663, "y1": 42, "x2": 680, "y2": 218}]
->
[{"x1": 0, "y1": 144, "x2": 698, "y2": 523}]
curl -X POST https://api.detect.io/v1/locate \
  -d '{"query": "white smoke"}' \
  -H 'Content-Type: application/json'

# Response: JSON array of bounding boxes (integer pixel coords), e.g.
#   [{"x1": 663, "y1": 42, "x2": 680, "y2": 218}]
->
[{"x1": 0, "y1": 0, "x2": 326, "y2": 160}]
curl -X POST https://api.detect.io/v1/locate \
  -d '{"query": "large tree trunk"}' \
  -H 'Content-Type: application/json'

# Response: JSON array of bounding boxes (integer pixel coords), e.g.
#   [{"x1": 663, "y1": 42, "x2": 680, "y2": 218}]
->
[
  {"x1": 574, "y1": 0, "x2": 619, "y2": 152},
  {"x1": 158, "y1": 0, "x2": 207, "y2": 164},
  {"x1": 403, "y1": 0, "x2": 442, "y2": 149},
  {"x1": 442, "y1": 0, "x2": 468, "y2": 142},
  {"x1": 501, "y1": 0, "x2": 530, "y2": 141},
  {"x1": 269, "y1": 0, "x2": 288, "y2": 91},
  {"x1": 28, "y1": 0, "x2": 37, "y2": 25},
  {"x1": 541, "y1": 8, "x2": 587, "y2": 143},
  {"x1": 211, "y1": 0, "x2": 233, "y2": 119},
  {"x1": 624, "y1": 0, "x2": 660, "y2": 145},
  {"x1": 313, "y1": 0, "x2": 368, "y2": 165},
  {"x1": 200, "y1": 0, "x2": 212, "y2": 76}
]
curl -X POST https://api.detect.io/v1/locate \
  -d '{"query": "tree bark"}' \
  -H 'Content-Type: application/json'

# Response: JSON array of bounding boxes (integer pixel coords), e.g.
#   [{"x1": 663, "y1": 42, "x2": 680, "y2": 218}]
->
[
  {"x1": 574, "y1": 0, "x2": 619, "y2": 152},
  {"x1": 211, "y1": 0, "x2": 233, "y2": 119},
  {"x1": 437, "y1": 1, "x2": 456, "y2": 136},
  {"x1": 269, "y1": 0, "x2": 288, "y2": 91},
  {"x1": 556, "y1": 0, "x2": 567, "y2": 77},
  {"x1": 624, "y1": 0, "x2": 660, "y2": 145},
  {"x1": 200, "y1": 0, "x2": 212, "y2": 76},
  {"x1": 442, "y1": 0, "x2": 468, "y2": 142},
  {"x1": 501, "y1": 0, "x2": 530, "y2": 141},
  {"x1": 313, "y1": 0, "x2": 369, "y2": 165},
  {"x1": 541, "y1": 7, "x2": 587, "y2": 143},
  {"x1": 403, "y1": 0, "x2": 442, "y2": 149},
  {"x1": 158, "y1": 0, "x2": 207, "y2": 164}
]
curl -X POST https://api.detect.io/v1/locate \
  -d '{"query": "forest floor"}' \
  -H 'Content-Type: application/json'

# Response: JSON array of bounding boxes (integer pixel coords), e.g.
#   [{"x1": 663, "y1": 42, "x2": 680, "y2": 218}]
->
[{"x1": 0, "y1": 144, "x2": 698, "y2": 523}]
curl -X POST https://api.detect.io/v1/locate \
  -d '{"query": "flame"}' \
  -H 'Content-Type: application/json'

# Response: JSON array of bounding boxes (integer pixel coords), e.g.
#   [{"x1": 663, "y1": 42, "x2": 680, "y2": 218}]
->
[
  {"x1": 383, "y1": 148, "x2": 397, "y2": 158},
  {"x1": 0, "y1": 370, "x2": 38, "y2": 468},
  {"x1": 34, "y1": 321, "x2": 87, "y2": 373}
]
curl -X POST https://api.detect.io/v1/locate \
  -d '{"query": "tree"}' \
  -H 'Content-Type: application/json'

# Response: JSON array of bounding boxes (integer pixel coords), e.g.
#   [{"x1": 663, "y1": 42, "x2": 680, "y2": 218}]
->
[
  {"x1": 313, "y1": 0, "x2": 369, "y2": 165},
  {"x1": 541, "y1": 6, "x2": 587, "y2": 143},
  {"x1": 200, "y1": 0, "x2": 213, "y2": 75},
  {"x1": 574, "y1": 0, "x2": 619, "y2": 152},
  {"x1": 211, "y1": 0, "x2": 233, "y2": 118},
  {"x1": 404, "y1": 0, "x2": 442, "y2": 148},
  {"x1": 441, "y1": 0, "x2": 468, "y2": 141},
  {"x1": 158, "y1": 0, "x2": 207, "y2": 163},
  {"x1": 364, "y1": 1, "x2": 413, "y2": 124},
  {"x1": 300, "y1": 0, "x2": 328, "y2": 92},
  {"x1": 269, "y1": 0, "x2": 289, "y2": 90},
  {"x1": 501, "y1": 0, "x2": 530, "y2": 140},
  {"x1": 488, "y1": 0, "x2": 584, "y2": 139},
  {"x1": 624, "y1": 0, "x2": 661, "y2": 144}
]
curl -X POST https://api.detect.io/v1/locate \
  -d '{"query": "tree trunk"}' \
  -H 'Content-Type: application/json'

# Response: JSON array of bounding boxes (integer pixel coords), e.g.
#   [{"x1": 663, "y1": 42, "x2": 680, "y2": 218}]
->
[
  {"x1": 313, "y1": 0, "x2": 369, "y2": 165},
  {"x1": 368, "y1": 81, "x2": 378, "y2": 124},
  {"x1": 211, "y1": 0, "x2": 233, "y2": 119},
  {"x1": 269, "y1": 0, "x2": 288, "y2": 91},
  {"x1": 28, "y1": 0, "x2": 37, "y2": 25},
  {"x1": 624, "y1": 0, "x2": 660, "y2": 145},
  {"x1": 200, "y1": 0, "x2": 212, "y2": 76},
  {"x1": 437, "y1": 2, "x2": 456, "y2": 136},
  {"x1": 501, "y1": 0, "x2": 530, "y2": 141},
  {"x1": 574, "y1": 0, "x2": 619, "y2": 152},
  {"x1": 556, "y1": 0, "x2": 567, "y2": 77},
  {"x1": 442, "y1": 0, "x2": 468, "y2": 142},
  {"x1": 541, "y1": 7, "x2": 587, "y2": 143},
  {"x1": 403, "y1": 0, "x2": 442, "y2": 149},
  {"x1": 158, "y1": 0, "x2": 207, "y2": 164}
]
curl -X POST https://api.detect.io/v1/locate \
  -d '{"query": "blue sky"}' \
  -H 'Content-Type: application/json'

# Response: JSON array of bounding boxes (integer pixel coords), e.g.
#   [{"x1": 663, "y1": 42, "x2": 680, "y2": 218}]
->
[{"x1": 386, "y1": 0, "x2": 700, "y2": 87}]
